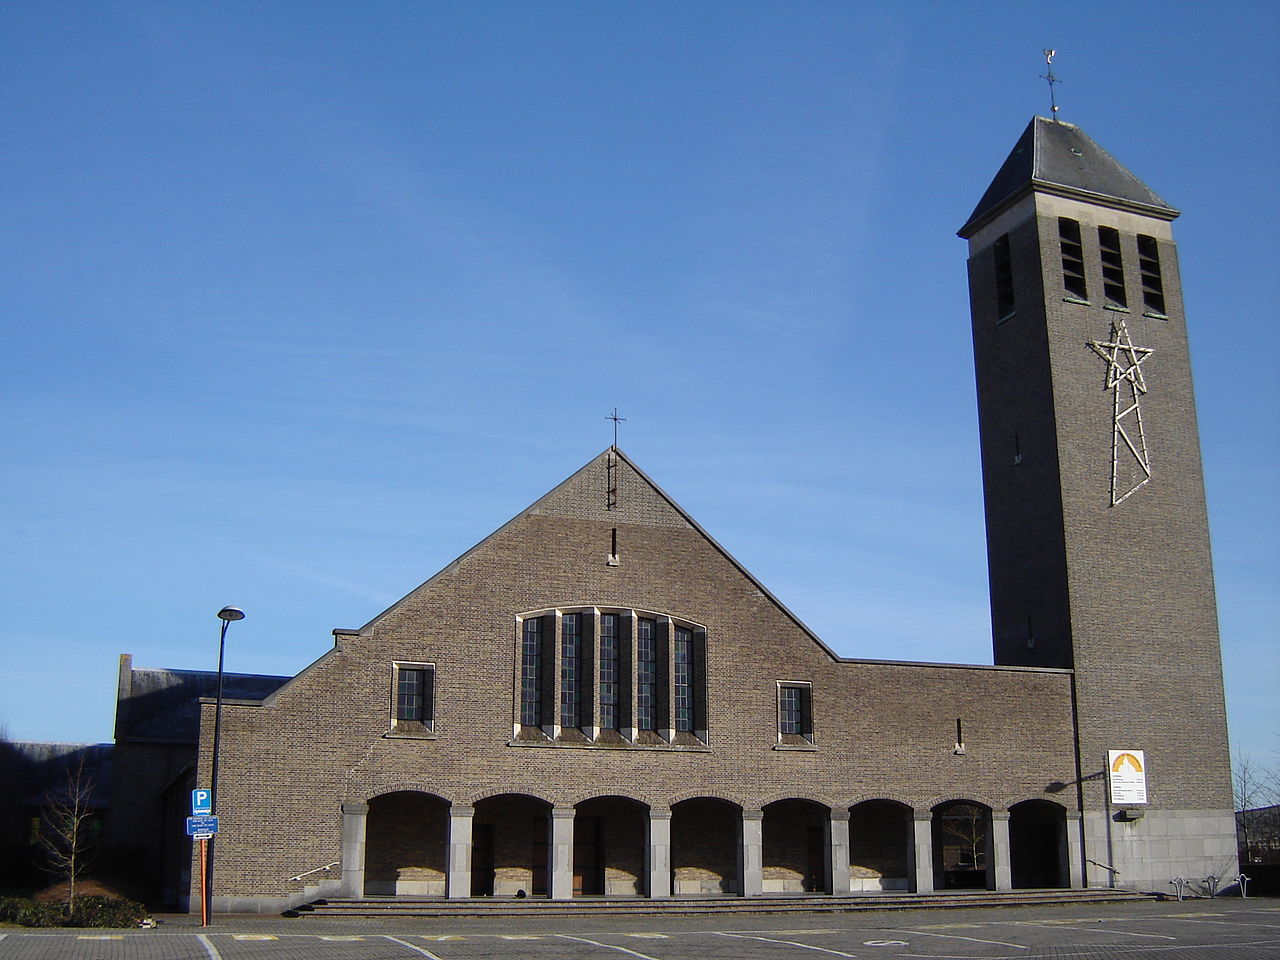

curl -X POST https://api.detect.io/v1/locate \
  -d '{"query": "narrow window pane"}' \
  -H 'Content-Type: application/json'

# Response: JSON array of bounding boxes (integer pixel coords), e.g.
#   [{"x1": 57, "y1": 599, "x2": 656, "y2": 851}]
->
[
  {"x1": 637, "y1": 617, "x2": 656, "y2": 731},
  {"x1": 560, "y1": 613, "x2": 580, "y2": 729},
  {"x1": 599, "y1": 613, "x2": 618, "y2": 731},
  {"x1": 521, "y1": 618, "x2": 542, "y2": 726},
  {"x1": 674, "y1": 626, "x2": 693, "y2": 733}
]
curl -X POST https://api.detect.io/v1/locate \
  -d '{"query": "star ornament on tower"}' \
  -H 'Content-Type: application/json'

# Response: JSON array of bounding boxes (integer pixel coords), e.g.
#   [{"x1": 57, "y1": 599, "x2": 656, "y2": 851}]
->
[{"x1": 1088, "y1": 316, "x2": 1154, "y2": 506}]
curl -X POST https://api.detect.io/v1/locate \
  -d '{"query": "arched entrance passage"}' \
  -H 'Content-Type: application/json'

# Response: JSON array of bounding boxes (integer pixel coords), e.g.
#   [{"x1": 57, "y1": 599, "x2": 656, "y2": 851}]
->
[
  {"x1": 364, "y1": 791, "x2": 448, "y2": 896},
  {"x1": 762, "y1": 799, "x2": 828, "y2": 893},
  {"x1": 848, "y1": 800, "x2": 912, "y2": 892},
  {"x1": 671, "y1": 797, "x2": 740, "y2": 895},
  {"x1": 933, "y1": 800, "x2": 992, "y2": 890},
  {"x1": 574, "y1": 796, "x2": 647, "y2": 896},
  {"x1": 1009, "y1": 800, "x2": 1068, "y2": 888},
  {"x1": 472, "y1": 794, "x2": 551, "y2": 897}
]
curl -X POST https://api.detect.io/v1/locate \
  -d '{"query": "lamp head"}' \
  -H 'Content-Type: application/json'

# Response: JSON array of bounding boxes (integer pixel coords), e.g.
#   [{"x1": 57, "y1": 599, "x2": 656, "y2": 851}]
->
[{"x1": 217, "y1": 607, "x2": 246, "y2": 622}]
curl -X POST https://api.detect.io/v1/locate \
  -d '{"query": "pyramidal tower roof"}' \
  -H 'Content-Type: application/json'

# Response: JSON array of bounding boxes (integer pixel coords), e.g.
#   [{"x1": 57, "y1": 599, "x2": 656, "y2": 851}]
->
[{"x1": 958, "y1": 117, "x2": 1178, "y2": 238}]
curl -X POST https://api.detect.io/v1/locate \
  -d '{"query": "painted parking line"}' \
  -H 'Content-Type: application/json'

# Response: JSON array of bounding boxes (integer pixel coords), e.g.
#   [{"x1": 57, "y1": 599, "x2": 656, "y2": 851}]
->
[
  {"x1": 198, "y1": 932, "x2": 224, "y2": 960},
  {"x1": 991, "y1": 920, "x2": 1176, "y2": 940},
  {"x1": 876, "y1": 928, "x2": 1027, "y2": 949},
  {"x1": 383, "y1": 934, "x2": 447, "y2": 958},
  {"x1": 716, "y1": 931, "x2": 859, "y2": 958},
  {"x1": 233, "y1": 934, "x2": 278, "y2": 940},
  {"x1": 1161, "y1": 917, "x2": 1280, "y2": 929},
  {"x1": 557, "y1": 934, "x2": 666, "y2": 960}
]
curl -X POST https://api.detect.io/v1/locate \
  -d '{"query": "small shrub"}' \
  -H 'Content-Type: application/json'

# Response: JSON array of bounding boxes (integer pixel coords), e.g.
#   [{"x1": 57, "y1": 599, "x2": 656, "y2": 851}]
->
[
  {"x1": 69, "y1": 896, "x2": 147, "y2": 928},
  {"x1": 0, "y1": 895, "x2": 145, "y2": 928},
  {"x1": 0, "y1": 898, "x2": 65, "y2": 927}
]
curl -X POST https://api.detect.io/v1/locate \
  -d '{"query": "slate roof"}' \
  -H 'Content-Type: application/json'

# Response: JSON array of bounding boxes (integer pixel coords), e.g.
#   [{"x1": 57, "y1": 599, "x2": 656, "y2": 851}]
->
[
  {"x1": 958, "y1": 117, "x2": 1177, "y2": 238},
  {"x1": 119, "y1": 667, "x2": 290, "y2": 742}
]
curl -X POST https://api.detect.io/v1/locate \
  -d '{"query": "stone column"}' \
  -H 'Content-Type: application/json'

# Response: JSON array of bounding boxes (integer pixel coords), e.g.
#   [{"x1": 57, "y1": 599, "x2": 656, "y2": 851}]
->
[
  {"x1": 550, "y1": 807, "x2": 575, "y2": 900},
  {"x1": 647, "y1": 807, "x2": 672, "y2": 898},
  {"x1": 446, "y1": 804, "x2": 474, "y2": 899},
  {"x1": 339, "y1": 802, "x2": 369, "y2": 899},
  {"x1": 991, "y1": 811, "x2": 1012, "y2": 891},
  {"x1": 739, "y1": 809, "x2": 764, "y2": 897},
  {"x1": 912, "y1": 812, "x2": 934, "y2": 893},
  {"x1": 1066, "y1": 810, "x2": 1084, "y2": 888},
  {"x1": 827, "y1": 809, "x2": 851, "y2": 895}
]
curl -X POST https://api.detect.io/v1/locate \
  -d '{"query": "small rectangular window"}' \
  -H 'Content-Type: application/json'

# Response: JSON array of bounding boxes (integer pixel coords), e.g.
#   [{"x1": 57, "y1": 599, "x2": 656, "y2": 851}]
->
[
  {"x1": 1137, "y1": 234, "x2": 1166, "y2": 315},
  {"x1": 560, "y1": 612, "x2": 581, "y2": 729},
  {"x1": 777, "y1": 681, "x2": 813, "y2": 743},
  {"x1": 520, "y1": 618, "x2": 542, "y2": 727},
  {"x1": 1058, "y1": 218, "x2": 1088, "y2": 300},
  {"x1": 393, "y1": 662, "x2": 435, "y2": 733},
  {"x1": 636, "y1": 617, "x2": 657, "y2": 732},
  {"x1": 1098, "y1": 226, "x2": 1127, "y2": 308},
  {"x1": 993, "y1": 234, "x2": 1015, "y2": 320}
]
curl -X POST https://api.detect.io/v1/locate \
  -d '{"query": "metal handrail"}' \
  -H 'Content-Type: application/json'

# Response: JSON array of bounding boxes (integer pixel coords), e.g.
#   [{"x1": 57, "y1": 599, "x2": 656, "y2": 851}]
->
[
  {"x1": 287, "y1": 861, "x2": 340, "y2": 882},
  {"x1": 1086, "y1": 858, "x2": 1120, "y2": 876}
]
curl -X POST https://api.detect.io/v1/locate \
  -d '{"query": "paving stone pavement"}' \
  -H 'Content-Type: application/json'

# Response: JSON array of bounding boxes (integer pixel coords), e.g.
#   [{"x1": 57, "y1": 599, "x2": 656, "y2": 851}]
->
[{"x1": 1, "y1": 900, "x2": 1277, "y2": 959}]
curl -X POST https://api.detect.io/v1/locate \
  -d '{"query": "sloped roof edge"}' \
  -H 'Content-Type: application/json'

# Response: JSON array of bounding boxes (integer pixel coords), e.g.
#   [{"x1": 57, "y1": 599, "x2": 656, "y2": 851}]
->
[
  {"x1": 958, "y1": 117, "x2": 1178, "y2": 239},
  {"x1": 354, "y1": 447, "x2": 842, "y2": 662}
]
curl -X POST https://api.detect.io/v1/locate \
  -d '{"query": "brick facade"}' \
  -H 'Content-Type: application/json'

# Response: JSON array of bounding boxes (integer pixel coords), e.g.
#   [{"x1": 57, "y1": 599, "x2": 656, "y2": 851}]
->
[{"x1": 106, "y1": 116, "x2": 1235, "y2": 911}]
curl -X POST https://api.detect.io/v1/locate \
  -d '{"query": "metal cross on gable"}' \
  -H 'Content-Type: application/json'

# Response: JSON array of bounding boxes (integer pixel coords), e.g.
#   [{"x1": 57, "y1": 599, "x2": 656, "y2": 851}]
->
[{"x1": 607, "y1": 408, "x2": 626, "y2": 449}]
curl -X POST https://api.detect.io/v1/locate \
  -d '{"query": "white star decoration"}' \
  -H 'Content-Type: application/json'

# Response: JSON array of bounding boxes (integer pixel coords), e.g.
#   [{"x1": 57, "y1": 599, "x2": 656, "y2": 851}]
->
[{"x1": 1088, "y1": 316, "x2": 1153, "y2": 506}]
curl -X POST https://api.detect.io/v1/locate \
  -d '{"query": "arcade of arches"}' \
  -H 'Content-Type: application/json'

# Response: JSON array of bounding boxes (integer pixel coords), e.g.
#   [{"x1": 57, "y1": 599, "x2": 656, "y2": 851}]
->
[{"x1": 345, "y1": 793, "x2": 1079, "y2": 898}]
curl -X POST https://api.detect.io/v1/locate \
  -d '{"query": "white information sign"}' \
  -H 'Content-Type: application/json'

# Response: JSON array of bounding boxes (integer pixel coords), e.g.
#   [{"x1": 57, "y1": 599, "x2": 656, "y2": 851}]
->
[{"x1": 1107, "y1": 749, "x2": 1148, "y2": 804}]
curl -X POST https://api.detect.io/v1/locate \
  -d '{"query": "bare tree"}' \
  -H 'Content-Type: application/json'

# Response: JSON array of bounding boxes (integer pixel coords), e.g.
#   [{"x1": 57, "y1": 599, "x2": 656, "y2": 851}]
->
[
  {"x1": 940, "y1": 804, "x2": 987, "y2": 869},
  {"x1": 37, "y1": 755, "x2": 98, "y2": 913},
  {"x1": 1235, "y1": 750, "x2": 1280, "y2": 865}
]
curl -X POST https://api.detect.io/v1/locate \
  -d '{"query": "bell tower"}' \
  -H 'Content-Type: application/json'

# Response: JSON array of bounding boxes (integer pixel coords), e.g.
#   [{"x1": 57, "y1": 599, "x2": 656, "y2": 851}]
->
[{"x1": 959, "y1": 117, "x2": 1236, "y2": 891}]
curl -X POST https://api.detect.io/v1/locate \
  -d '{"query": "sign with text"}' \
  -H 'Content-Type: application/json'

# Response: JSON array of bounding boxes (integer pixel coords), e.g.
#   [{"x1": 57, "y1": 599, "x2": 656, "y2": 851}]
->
[
  {"x1": 191, "y1": 789, "x2": 212, "y2": 816},
  {"x1": 186, "y1": 815, "x2": 219, "y2": 837},
  {"x1": 1107, "y1": 750, "x2": 1148, "y2": 804}
]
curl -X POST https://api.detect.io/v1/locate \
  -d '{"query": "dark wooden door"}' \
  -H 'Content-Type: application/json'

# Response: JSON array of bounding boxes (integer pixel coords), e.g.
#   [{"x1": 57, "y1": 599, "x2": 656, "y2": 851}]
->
[
  {"x1": 471, "y1": 824, "x2": 495, "y2": 896},
  {"x1": 573, "y1": 816, "x2": 603, "y2": 895},
  {"x1": 531, "y1": 816, "x2": 548, "y2": 896}
]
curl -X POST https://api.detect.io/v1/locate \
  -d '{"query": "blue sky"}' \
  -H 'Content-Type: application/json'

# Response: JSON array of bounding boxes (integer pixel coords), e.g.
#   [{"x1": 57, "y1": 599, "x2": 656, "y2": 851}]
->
[{"x1": 3, "y1": 2, "x2": 1277, "y2": 768}]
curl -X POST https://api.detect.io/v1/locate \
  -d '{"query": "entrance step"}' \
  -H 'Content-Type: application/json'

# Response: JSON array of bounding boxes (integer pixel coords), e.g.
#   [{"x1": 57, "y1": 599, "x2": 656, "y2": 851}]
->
[{"x1": 287, "y1": 888, "x2": 1153, "y2": 918}]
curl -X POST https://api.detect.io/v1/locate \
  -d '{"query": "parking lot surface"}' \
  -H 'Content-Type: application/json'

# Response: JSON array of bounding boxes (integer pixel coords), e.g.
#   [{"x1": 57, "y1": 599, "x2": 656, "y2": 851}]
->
[{"x1": 1, "y1": 900, "x2": 1277, "y2": 959}]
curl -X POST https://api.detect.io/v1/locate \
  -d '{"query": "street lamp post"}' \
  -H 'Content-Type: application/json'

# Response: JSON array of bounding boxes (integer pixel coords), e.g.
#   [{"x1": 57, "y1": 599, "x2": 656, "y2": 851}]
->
[{"x1": 205, "y1": 606, "x2": 244, "y2": 924}]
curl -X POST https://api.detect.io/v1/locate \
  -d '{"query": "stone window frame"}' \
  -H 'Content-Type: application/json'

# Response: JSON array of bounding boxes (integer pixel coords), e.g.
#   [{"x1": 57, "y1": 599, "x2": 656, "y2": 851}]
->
[
  {"x1": 512, "y1": 606, "x2": 708, "y2": 749},
  {"x1": 774, "y1": 679, "x2": 816, "y2": 750},
  {"x1": 386, "y1": 660, "x2": 437, "y2": 740}
]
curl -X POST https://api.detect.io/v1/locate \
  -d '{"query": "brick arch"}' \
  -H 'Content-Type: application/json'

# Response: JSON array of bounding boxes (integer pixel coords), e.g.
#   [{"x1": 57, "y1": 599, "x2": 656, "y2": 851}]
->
[
  {"x1": 465, "y1": 787, "x2": 556, "y2": 807},
  {"x1": 759, "y1": 792, "x2": 832, "y2": 811},
  {"x1": 926, "y1": 794, "x2": 999, "y2": 812},
  {"x1": 846, "y1": 795, "x2": 915, "y2": 813},
  {"x1": 666, "y1": 789, "x2": 745, "y2": 808},
  {"x1": 572, "y1": 793, "x2": 650, "y2": 810},
  {"x1": 1006, "y1": 796, "x2": 1069, "y2": 814},
  {"x1": 355, "y1": 781, "x2": 456, "y2": 805}
]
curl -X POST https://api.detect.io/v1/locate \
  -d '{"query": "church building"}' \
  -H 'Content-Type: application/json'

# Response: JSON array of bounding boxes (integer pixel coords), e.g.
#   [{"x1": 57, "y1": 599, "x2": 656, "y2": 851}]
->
[{"x1": 107, "y1": 116, "x2": 1238, "y2": 912}]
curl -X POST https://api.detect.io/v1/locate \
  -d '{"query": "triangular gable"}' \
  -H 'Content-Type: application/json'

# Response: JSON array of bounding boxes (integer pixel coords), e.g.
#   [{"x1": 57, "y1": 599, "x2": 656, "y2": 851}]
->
[{"x1": 354, "y1": 447, "x2": 839, "y2": 660}]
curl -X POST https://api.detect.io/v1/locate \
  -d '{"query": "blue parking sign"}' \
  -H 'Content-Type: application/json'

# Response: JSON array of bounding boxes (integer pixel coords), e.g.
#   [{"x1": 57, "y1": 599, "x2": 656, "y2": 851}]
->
[{"x1": 192, "y1": 789, "x2": 212, "y2": 816}]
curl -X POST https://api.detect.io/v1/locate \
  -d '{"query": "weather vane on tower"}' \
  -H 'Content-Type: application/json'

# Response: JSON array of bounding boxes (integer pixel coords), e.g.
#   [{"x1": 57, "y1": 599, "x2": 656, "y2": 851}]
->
[{"x1": 1041, "y1": 49, "x2": 1062, "y2": 120}]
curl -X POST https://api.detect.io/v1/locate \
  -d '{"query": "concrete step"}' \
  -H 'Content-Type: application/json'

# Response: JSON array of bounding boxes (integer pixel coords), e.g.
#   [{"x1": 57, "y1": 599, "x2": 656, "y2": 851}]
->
[{"x1": 287, "y1": 888, "x2": 1153, "y2": 918}]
